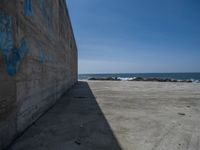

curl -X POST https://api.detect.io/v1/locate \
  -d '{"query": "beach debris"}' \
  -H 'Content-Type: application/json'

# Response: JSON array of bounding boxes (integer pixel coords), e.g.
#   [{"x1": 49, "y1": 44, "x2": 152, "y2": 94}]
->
[
  {"x1": 75, "y1": 140, "x2": 81, "y2": 145},
  {"x1": 74, "y1": 96, "x2": 86, "y2": 99},
  {"x1": 74, "y1": 123, "x2": 84, "y2": 145},
  {"x1": 178, "y1": 113, "x2": 186, "y2": 116}
]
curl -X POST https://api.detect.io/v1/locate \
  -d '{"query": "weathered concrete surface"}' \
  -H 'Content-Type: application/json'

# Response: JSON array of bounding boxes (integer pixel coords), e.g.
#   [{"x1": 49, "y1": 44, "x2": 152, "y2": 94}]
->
[
  {"x1": 0, "y1": 0, "x2": 77, "y2": 149},
  {"x1": 9, "y1": 81, "x2": 200, "y2": 150}
]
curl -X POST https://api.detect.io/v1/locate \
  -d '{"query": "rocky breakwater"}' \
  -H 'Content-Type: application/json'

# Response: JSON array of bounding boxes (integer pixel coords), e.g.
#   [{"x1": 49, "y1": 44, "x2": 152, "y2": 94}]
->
[
  {"x1": 88, "y1": 77, "x2": 121, "y2": 81},
  {"x1": 88, "y1": 77, "x2": 194, "y2": 83}
]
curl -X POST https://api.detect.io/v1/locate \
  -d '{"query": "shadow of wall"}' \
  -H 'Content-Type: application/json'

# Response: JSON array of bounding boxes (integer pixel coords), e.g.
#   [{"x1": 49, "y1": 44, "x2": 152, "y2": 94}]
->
[{"x1": 8, "y1": 81, "x2": 122, "y2": 150}]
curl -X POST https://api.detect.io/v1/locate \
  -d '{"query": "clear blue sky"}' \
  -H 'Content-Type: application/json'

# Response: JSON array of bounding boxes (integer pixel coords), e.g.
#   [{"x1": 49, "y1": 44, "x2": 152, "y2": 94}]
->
[{"x1": 67, "y1": 0, "x2": 200, "y2": 74}]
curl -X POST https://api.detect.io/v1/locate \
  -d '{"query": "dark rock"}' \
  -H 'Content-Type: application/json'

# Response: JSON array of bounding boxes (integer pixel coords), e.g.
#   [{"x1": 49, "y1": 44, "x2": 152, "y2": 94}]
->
[
  {"x1": 88, "y1": 77, "x2": 121, "y2": 81},
  {"x1": 171, "y1": 79, "x2": 178, "y2": 82},
  {"x1": 88, "y1": 77, "x2": 194, "y2": 83},
  {"x1": 132, "y1": 77, "x2": 144, "y2": 81}
]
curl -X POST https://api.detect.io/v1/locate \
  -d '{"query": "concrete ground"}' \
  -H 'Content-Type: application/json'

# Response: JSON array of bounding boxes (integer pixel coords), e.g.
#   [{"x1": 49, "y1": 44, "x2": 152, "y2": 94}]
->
[{"x1": 8, "y1": 81, "x2": 200, "y2": 150}]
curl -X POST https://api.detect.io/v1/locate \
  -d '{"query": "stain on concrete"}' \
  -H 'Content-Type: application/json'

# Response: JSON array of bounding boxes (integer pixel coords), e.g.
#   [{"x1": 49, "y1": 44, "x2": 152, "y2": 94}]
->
[{"x1": 23, "y1": 0, "x2": 33, "y2": 16}]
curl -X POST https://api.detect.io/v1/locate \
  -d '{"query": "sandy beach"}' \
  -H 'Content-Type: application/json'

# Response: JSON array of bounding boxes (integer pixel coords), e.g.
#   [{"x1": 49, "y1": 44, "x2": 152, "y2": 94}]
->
[{"x1": 9, "y1": 81, "x2": 200, "y2": 150}]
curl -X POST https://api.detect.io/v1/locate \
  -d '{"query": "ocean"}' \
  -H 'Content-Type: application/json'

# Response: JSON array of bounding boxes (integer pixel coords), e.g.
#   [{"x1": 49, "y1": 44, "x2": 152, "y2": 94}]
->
[{"x1": 79, "y1": 73, "x2": 200, "y2": 82}]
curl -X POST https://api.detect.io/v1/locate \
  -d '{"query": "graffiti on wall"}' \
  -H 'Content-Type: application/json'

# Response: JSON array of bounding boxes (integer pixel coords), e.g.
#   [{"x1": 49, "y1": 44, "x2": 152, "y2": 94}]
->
[
  {"x1": 38, "y1": 43, "x2": 46, "y2": 64},
  {"x1": 38, "y1": 0, "x2": 45, "y2": 12},
  {"x1": 37, "y1": 0, "x2": 54, "y2": 39},
  {"x1": 0, "y1": 12, "x2": 29, "y2": 76},
  {"x1": 37, "y1": 42, "x2": 55, "y2": 64},
  {"x1": 0, "y1": 13, "x2": 13, "y2": 55},
  {"x1": 47, "y1": 3, "x2": 54, "y2": 39},
  {"x1": 24, "y1": 0, "x2": 33, "y2": 16},
  {"x1": 4, "y1": 39, "x2": 29, "y2": 76}
]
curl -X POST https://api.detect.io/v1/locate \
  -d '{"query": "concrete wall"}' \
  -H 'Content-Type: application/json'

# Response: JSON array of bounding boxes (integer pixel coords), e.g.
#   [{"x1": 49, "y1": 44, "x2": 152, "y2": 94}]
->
[{"x1": 0, "y1": 0, "x2": 77, "y2": 149}]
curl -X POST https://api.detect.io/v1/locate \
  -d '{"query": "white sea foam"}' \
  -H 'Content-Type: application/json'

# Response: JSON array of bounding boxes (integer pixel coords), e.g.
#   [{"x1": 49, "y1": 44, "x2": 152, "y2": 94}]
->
[
  {"x1": 191, "y1": 79, "x2": 200, "y2": 83},
  {"x1": 118, "y1": 77, "x2": 136, "y2": 81}
]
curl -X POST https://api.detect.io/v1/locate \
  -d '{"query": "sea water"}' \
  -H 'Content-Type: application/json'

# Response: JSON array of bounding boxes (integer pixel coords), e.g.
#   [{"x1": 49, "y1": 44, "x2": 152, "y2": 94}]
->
[{"x1": 79, "y1": 73, "x2": 200, "y2": 82}]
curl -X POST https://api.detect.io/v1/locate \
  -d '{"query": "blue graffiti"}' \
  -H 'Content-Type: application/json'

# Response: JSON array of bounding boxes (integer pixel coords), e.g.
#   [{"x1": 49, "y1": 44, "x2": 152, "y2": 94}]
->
[
  {"x1": 46, "y1": 5, "x2": 54, "y2": 39},
  {"x1": 37, "y1": 43, "x2": 55, "y2": 64},
  {"x1": 24, "y1": 0, "x2": 33, "y2": 16},
  {"x1": 37, "y1": 42, "x2": 46, "y2": 63},
  {"x1": 38, "y1": 0, "x2": 45, "y2": 10},
  {"x1": 38, "y1": 1, "x2": 54, "y2": 39},
  {"x1": 0, "y1": 12, "x2": 29, "y2": 76},
  {"x1": 3, "y1": 39, "x2": 29, "y2": 76},
  {"x1": 47, "y1": 54, "x2": 54, "y2": 63},
  {"x1": 39, "y1": 49, "x2": 46, "y2": 64},
  {"x1": 0, "y1": 12, "x2": 14, "y2": 54}
]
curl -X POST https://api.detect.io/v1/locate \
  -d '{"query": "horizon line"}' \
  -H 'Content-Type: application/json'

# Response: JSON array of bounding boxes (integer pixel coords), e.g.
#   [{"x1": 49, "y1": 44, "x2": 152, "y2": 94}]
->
[{"x1": 79, "y1": 72, "x2": 200, "y2": 75}]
